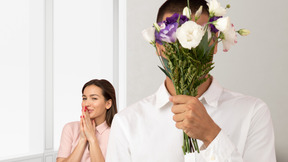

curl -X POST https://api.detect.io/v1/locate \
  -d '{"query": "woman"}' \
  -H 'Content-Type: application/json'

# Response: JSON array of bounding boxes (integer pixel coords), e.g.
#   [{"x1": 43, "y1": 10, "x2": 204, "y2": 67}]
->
[{"x1": 57, "y1": 79, "x2": 118, "y2": 162}]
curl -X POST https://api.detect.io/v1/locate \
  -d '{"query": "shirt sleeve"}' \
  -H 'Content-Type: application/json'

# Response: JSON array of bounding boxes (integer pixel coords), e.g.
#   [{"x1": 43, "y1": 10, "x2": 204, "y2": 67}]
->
[
  {"x1": 106, "y1": 114, "x2": 132, "y2": 162},
  {"x1": 57, "y1": 123, "x2": 74, "y2": 158},
  {"x1": 201, "y1": 100, "x2": 276, "y2": 162}
]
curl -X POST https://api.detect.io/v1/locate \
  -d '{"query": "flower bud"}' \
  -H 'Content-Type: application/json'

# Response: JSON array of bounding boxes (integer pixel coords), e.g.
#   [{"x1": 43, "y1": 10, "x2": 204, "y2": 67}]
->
[
  {"x1": 226, "y1": 4, "x2": 231, "y2": 9},
  {"x1": 153, "y1": 23, "x2": 161, "y2": 32},
  {"x1": 183, "y1": 7, "x2": 191, "y2": 19},
  {"x1": 237, "y1": 29, "x2": 250, "y2": 36},
  {"x1": 195, "y1": 6, "x2": 203, "y2": 20}
]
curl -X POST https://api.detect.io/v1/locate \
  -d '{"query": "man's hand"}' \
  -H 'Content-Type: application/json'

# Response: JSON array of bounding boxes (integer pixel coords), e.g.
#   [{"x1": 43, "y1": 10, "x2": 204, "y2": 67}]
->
[{"x1": 170, "y1": 95, "x2": 221, "y2": 147}]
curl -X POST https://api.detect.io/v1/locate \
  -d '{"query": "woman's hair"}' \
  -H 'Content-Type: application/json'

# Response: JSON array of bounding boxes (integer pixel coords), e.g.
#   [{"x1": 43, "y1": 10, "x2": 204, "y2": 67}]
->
[{"x1": 82, "y1": 79, "x2": 118, "y2": 127}]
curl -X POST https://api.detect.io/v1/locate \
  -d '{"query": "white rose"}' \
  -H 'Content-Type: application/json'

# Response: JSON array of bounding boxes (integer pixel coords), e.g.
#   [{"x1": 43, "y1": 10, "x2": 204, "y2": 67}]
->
[
  {"x1": 176, "y1": 21, "x2": 205, "y2": 49},
  {"x1": 207, "y1": 0, "x2": 226, "y2": 17},
  {"x1": 142, "y1": 26, "x2": 155, "y2": 44}
]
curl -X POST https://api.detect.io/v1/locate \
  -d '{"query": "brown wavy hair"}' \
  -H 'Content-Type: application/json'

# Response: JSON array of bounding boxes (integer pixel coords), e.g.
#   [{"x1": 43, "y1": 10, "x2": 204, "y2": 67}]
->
[{"x1": 82, "y1": 79, "x2": 117, "y2": 127}]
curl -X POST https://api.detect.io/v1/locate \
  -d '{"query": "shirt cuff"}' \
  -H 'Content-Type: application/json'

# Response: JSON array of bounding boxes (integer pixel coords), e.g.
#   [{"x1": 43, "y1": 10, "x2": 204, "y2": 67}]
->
[{"x1": 202, "y1": 130, "x2": 235, "y2": 161}]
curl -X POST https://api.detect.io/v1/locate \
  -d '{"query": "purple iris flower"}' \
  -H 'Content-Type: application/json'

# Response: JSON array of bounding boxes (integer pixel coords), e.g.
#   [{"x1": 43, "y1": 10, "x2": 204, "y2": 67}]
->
[
  {"x1": 155, "y1": 22, "x2": 179, "y2": 45},
  {"x1": 154, "y1": 13, "x2": 188, "y2": 45},
  {"x1": 166, "y1": 13, "x2": 189, "y2": 26},
  {"x1": 209, "y1": 16, "x2": 222, "y2": 33}
]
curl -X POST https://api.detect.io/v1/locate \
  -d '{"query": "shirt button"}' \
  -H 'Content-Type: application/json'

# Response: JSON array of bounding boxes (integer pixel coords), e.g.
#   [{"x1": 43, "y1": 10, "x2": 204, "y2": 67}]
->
[{"x1": 211, "y1": 155, "x2": 215, "y2": 160}]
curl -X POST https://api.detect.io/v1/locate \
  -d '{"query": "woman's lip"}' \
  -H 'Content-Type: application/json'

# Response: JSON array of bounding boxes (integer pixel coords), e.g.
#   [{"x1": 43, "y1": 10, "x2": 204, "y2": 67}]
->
[{"x1": 88, "y1": 109, "x2": 94, "y2": 113}]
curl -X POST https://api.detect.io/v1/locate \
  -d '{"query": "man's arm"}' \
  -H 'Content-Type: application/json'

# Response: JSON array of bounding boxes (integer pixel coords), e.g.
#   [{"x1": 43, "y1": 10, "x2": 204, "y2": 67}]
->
[
  {"x1": 106, "y1": 114, "x2": 132, "y2": 162},
  {"x1": 241, "y1": 100, "x2": 276, "y2": 161},
  {"x1": 170, "y1": 96, "x2": 276, "y2": 162},
  {"x1": 202, "y1": 100, "x2": 276, "y2": 162}
]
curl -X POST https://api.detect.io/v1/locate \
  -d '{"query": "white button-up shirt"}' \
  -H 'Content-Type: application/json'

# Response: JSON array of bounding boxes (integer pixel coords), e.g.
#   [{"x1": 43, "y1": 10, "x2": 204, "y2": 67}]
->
[{"x1": 106, "y1": 78, "x2": 276, "y2": 162}]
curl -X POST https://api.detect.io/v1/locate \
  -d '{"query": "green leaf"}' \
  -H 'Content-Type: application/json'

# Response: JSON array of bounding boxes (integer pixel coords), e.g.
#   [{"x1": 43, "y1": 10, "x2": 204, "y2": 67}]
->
[
  {"x1": 196, "y1": 30, "x2": 209, "y2": 59},
  {"x1": 161, "y1": 57, "x2": 172, "y2": 74},
  {"x1": 158, "y1": 66, "x2": 171, "y2": 80}
]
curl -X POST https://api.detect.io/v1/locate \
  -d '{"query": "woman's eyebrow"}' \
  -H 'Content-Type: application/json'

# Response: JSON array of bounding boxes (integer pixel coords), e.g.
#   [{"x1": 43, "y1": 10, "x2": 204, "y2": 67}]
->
[{"x1": 90, "y1": 94, "x2": 100, "y2": 97}]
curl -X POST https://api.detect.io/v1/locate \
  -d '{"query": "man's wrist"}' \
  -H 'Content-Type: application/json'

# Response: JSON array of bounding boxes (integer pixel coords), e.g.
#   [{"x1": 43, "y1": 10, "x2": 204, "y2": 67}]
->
[{"x1": 203, "y1": 124, "x2": 221, "y2": 147}]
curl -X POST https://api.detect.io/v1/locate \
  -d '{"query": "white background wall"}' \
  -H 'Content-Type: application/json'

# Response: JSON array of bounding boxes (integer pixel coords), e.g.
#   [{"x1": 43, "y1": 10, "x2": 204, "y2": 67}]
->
[
  {"x1": 53, "y1": 0, "x2": 114, "y2": 151},
  {"x1": 126, "y1": 0, "x2": 288, "y2": 162},
  {"x1": 0, "y1": 0, "x2": 124, "y2": 161},
  {"x1": 0, "y1": 0, "x2": 45, "y2": 160}
]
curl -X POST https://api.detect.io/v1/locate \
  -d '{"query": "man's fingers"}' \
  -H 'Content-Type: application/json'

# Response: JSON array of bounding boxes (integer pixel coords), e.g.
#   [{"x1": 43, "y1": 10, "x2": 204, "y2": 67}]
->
[
  {"x1": 171, "y1": 104, "x2": 187, "y2": 114},
  {"x1": 169, "y1": 95, "x2": 197, "y2": 104},
  {"x1": 173, "y1": 113, "x2": 186, "y2": 122},
  {"x1": 175, "y1": 122, "x2": 184, "y2": 130}
]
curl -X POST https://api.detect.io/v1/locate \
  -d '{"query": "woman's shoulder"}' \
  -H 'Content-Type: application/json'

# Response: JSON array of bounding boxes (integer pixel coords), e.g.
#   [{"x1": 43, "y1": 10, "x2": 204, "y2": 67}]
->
[{"x1": 62, "y1": 121, "x2": 81, "y2": 134}]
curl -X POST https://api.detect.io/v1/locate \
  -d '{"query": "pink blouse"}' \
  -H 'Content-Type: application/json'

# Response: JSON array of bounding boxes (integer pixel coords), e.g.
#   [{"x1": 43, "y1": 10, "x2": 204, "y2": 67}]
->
[{"x1": 57, "y1": 121, "x2": 110, "y2": 162}]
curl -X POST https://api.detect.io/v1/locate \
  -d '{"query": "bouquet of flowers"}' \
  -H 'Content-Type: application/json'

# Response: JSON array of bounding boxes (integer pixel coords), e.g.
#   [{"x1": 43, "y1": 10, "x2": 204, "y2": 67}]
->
[{"x1": 142, "y1": 0, "x2": 250, "y2": 155}]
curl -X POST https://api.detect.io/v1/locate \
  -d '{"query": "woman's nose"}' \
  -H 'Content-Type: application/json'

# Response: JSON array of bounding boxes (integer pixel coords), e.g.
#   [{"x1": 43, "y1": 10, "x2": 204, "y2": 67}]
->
[
  {"x1": 82, "y1": 101, "x2": 90, "y2": 107},
  {"x1": 84, "y1": 100, "x2": 91, "y2": 107}
]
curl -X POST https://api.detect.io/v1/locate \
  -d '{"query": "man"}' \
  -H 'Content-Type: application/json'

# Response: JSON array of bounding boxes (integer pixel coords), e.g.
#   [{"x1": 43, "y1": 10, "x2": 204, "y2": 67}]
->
[{"x1": 106, "y1": 0, "x2": 276, "y2": 161}]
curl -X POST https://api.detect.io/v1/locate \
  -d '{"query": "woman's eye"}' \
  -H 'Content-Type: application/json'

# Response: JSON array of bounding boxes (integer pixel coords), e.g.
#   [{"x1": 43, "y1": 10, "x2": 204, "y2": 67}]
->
[
  {"x1": 92, "y1": 98, "x2": 98, "y2": 100},
  {"x1": 82, "y1": 98, "x2": 87, "y2": 100}
]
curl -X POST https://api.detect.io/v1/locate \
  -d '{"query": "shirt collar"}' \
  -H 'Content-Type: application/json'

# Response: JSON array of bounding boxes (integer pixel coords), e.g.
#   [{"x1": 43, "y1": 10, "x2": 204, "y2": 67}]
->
[
  {"x1": 155, "y1": 82, "x2": 171, "y2": 109},
  {"x1": 96, "y1": 121, "x2": 109, "y2": 134},
  {"x1": 198, "y1": 77, "x2": 223, "y2": 108},
  {"x1": 155, "y1": 77, "x2": 223, "y2": 109}
]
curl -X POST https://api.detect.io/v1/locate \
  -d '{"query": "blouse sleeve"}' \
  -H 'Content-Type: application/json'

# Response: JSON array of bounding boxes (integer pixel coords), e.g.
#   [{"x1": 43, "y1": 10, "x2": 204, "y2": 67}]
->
[{"x1": 57, "y1": 123, "x2": 74, "y2": 158}]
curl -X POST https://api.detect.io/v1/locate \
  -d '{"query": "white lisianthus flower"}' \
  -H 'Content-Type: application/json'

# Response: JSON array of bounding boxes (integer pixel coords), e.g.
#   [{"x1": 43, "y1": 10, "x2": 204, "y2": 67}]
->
[
  {"x1": 222, "y1": 24, "x2": 237, "y2": 52},
  {"x1": 142, "y1": 26, "x2": 155, "y2": 44},
  {"x1": 183, "y1": 7, "x2": 192, "y2": 19},
  {"x1": 214, "y1": 17, "x2": 230, "y2": 32},
  {"x1": 213, "y1": 17, "x2": 237, "y2": 51},
  {"x1": 207, "y1": 0, "x2": 226, "y2": 17},
  {"x1": 176, "y1": 21, "x2": 205, "y2": 49}
]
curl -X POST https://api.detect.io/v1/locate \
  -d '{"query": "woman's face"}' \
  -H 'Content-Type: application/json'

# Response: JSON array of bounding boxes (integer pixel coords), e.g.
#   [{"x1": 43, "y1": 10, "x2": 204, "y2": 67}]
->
[{"x1": 81, "y1": 85, "x2": 111, "y2": 122}]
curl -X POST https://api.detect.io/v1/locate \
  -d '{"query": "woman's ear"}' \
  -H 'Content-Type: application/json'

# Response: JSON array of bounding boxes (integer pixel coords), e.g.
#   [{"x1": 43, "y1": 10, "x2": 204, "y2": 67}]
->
[{"x1": 106, "y1": 99, "x2": 112, "y2": 110}]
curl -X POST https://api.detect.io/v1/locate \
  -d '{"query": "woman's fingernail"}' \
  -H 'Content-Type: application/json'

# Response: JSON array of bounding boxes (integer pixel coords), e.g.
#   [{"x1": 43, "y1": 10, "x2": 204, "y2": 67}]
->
[{"x1": 80, "y1": 115, "x2": 82, "y2": 118}]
